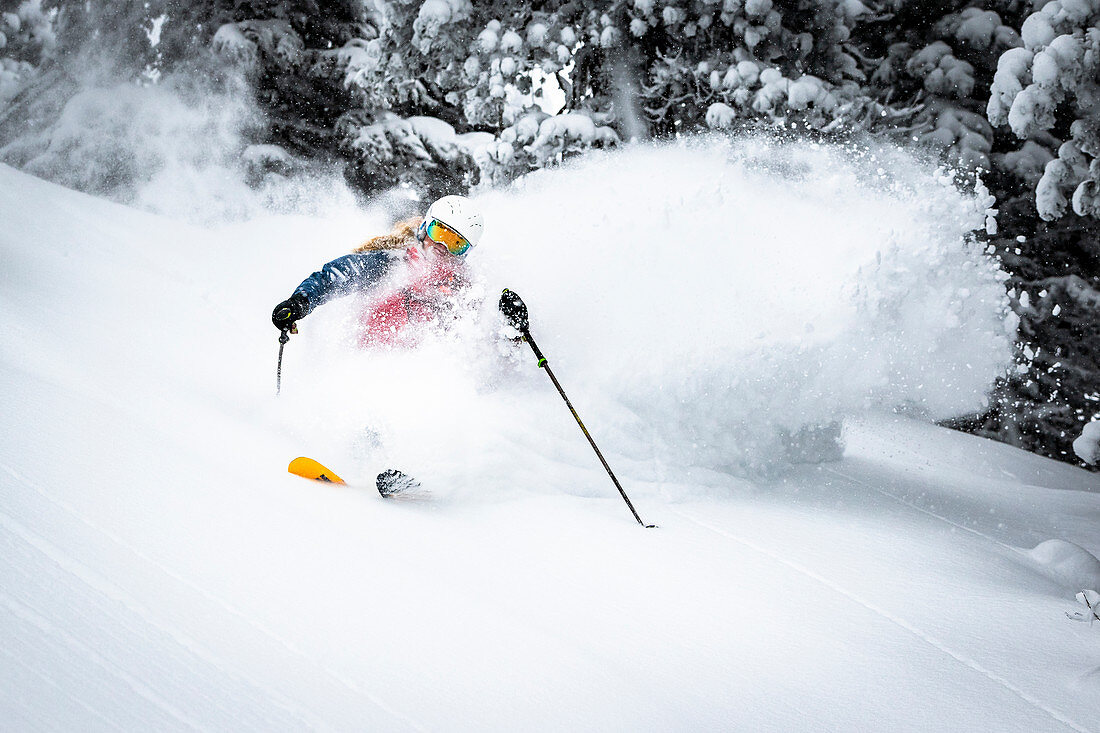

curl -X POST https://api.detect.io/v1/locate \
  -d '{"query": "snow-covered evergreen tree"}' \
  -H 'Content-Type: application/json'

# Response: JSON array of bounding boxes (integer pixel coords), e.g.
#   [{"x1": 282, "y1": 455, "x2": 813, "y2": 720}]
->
[
  {"x1": 987, "y1": 0, "x2": 1100, "y2": 220},
  {"x1": 0, "y1": 0, "x2": 56, "y2": 110},
  {"x1": 851, "y1": 2, "x2": 1028, "y2": 177},
  {"x1": 325, "y1": 3, "x2": 623, "y2": 192},
  {"x1": 1073, "y1": 412, "x2": 1100, "y2": 464}
]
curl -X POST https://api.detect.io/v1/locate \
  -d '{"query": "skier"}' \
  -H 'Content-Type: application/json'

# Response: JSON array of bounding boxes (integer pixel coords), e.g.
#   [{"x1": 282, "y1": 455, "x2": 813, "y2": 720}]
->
[{"x1": 271, "y1": 195, "x2": 484, "y2": 347}]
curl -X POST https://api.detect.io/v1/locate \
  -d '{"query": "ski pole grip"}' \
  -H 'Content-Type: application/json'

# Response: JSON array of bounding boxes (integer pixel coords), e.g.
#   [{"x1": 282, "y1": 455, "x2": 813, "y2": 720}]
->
[
  {"x1": 500, "y1": 289, "x2": 548, "y2": 366},
  {"x1": 499, "y1": 288, "x2": 529, "y2": 333}
]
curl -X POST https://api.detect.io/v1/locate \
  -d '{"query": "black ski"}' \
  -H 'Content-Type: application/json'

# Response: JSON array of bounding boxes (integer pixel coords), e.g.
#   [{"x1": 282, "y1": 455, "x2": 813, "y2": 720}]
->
[{"x1": 376, "y1": 469, "x2": 421, "y2": 497}]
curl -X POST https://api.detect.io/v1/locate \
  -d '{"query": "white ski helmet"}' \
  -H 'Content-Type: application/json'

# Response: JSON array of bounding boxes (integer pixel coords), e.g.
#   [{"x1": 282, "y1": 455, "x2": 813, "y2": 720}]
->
[{"x1": 424, "y1": 195, "x2": 484, "y2": 250}]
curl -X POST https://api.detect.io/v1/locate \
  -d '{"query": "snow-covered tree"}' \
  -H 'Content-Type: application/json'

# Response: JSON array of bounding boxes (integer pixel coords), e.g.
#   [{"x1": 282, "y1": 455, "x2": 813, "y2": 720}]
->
[
  {"x1": 0, "y1": 0, "x2": 56, "y2": 111},
  {"x1": 853, "y1": 3, "x2": 1026, "y2": 176},
  {"x1": 315, "y1": 0, "x2": 489, "y2": 195},
  {"x1": 605, "y1": 0, "x2": 880, "y2": 135},
  {"x1": 1073, "y1": 419, "x2": 1100, "y2": 464},
  {"x1": 322, "y1": 4, "x2": 624, "y2": 192},
  {"x1": 987, "y1": 0, "x2": 1100, "y2": 220}
]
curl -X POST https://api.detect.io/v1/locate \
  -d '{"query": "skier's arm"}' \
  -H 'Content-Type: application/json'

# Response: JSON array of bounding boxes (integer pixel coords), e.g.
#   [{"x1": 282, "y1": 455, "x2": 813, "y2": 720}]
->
[
  {"x1": 272, "y1": 251, "x2": 393, "y2": 330},
  {"x1": 294, "y1": 252, "x2": 394, "y2": 310}
]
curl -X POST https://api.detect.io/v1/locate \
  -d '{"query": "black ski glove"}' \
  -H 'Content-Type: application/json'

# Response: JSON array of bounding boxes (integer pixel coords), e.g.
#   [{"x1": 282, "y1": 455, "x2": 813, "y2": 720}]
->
[{"x1": 272, "y1": 292, "x2": 309, "y2": 331}]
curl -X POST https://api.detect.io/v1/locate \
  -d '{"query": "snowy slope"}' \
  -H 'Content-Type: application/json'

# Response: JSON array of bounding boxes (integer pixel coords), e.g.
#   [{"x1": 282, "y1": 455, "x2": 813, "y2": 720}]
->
[{"x1": 1, "y1": 143, "x2": 1099, "y2": 733}]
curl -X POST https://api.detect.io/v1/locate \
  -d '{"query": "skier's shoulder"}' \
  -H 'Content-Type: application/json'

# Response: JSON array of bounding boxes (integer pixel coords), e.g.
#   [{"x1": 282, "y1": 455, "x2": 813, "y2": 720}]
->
[{"x1": 351, "y1": 218, "x2": 420, "y2": 257}]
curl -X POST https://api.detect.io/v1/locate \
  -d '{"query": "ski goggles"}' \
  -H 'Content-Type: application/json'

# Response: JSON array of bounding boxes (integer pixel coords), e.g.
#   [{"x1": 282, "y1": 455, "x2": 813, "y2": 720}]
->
[{"x1": 417, "y1": 218, "x2": 472, "y2": 257}]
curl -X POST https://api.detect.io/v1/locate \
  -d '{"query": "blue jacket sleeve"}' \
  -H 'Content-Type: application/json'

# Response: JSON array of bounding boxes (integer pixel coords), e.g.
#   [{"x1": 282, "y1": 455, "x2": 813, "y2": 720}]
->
[{"x1": 293, "y1": 251, "x2": 394, "y2": 314}]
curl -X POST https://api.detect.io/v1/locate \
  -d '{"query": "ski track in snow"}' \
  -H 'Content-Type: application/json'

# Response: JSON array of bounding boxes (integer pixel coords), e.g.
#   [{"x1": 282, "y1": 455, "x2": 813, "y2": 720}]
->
[
  {"x1": 671, "y1": 505, "x2": 1092, "y2": 733},
  {"x1": 0, "y1": 461, "x2": 426, "y2": 732},
  {"x1": 0, "y1": 486, "x2": 305, "y2": 730},
  {"x1": 0, "y1": 589, "x2": 201, "y2": 731},
  {"x1": 0, "y1": 625, "x2": 126, "y2": 732},
  {"x1": 823, "y1": 466, "x2": 1025, "y2": 555}
]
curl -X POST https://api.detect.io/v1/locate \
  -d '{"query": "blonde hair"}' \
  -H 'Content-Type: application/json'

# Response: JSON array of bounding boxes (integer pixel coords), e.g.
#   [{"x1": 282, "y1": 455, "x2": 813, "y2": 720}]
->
[{"x1": 352, "y1": 217, "x2": 421, "y2": 253}]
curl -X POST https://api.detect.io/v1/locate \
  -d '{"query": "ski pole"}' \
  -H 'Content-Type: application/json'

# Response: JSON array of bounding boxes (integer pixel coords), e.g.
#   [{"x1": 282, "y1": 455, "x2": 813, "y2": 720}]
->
[
  {"x1": 499, "y1": 289, "x2": 655, "y2": 528},
  {"x1": 276, "y1": 328, "x2": 291, "y2": 396}
]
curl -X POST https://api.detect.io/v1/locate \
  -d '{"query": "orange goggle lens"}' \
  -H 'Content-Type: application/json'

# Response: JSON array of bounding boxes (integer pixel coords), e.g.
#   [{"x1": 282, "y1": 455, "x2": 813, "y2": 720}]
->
[{"x1": 418, "y1": 218, "x2": 472, "y2": 256}]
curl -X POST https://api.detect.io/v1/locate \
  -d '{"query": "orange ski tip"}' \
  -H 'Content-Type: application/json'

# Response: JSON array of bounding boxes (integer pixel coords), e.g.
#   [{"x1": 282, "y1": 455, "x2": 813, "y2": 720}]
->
[{"x1": 288, "y1": 456, "x2": 346, "y2": 484}]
